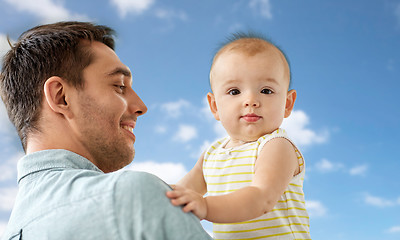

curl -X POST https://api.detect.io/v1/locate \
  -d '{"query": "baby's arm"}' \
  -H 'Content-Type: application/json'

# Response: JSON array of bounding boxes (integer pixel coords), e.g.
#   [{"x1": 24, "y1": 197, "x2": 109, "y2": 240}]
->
[
  {"x1": 168, "y1": 185, "x2": 208, "y2": 220},
  {"x1": 206, "y1": 138, "x2": 300, "y2": 223},
  {"x1": 169, "y1": 138, "x2": 300, "y2": 223},
  {"x1": 166, "y1": 152, "x2": 208, "y2": 219},
  {"x1": 176, "y1": 152, "x2": 207, "y2": 194}
]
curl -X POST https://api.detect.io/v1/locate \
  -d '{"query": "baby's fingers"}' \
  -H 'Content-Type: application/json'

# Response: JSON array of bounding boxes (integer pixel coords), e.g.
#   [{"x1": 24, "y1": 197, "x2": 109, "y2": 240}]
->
[
  {"x1": 166, "y1": 190, "x2": 180, "y2": 199},
  {"x1": 182, "y1": 201, "x2": 196, "y2": 213},
  {"x1": 170, "y1": 194, "x2": 191, "y2": 206},
  {"x1": 183, "y1": 201, "x2": 206, "y2": 220}
]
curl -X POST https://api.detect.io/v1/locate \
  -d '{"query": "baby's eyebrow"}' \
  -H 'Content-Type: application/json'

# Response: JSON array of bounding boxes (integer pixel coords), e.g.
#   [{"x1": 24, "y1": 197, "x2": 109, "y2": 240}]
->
[
  {"x1": 263, "y1": 77, "x2": 279, "y2": 85},
  {"x1": 221, "y1": 79, "x2": 241, "y2": 86}
]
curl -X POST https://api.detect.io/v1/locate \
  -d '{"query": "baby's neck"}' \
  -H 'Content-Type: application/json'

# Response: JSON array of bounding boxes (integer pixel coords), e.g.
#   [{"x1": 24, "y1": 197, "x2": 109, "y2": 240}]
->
[{"x1": 225, "y1": 138, "x2": 255, "y2": 148}]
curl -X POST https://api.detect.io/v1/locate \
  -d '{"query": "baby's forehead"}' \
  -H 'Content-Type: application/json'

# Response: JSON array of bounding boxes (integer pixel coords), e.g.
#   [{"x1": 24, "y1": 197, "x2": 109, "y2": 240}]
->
[
  {"x1": 210, "y1": 40, "x2": 290, "y2": 88},
  {"x1": 222, "y1": 38, "x2": 273, "y2": 56},
  {"x1": 215, "y1": 39, "x2": 288, "y2": 69}
]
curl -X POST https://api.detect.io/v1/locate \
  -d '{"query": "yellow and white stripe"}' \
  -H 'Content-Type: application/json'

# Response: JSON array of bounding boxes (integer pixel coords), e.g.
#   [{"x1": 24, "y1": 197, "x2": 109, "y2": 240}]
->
[{"x1": 203, "y1": 128, "x2": 310, "y2": 239}]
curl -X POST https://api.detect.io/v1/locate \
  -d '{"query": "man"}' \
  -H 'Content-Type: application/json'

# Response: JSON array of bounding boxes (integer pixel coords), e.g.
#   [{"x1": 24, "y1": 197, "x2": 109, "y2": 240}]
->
[{"x1": 0, "y1": 21, "x2": 212, "y2": 240}]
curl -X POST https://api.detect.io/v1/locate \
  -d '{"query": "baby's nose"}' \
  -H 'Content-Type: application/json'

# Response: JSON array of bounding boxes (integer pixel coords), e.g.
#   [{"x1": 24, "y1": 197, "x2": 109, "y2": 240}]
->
[{"x1": 244, "y1": 97, "x2": 260, "y2": 107}]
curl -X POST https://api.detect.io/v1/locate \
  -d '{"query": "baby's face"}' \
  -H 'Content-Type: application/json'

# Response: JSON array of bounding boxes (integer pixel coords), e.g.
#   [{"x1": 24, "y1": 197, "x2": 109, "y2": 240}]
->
[{"x1": 208, "y1": 49, "x2": 294, "y2": 143}]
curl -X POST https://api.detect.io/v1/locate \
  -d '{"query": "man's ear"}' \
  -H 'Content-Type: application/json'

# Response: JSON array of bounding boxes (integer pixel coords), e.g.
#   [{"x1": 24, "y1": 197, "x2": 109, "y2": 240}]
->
[
  {"x1": 207, "y1": 92, "x2": 220, "y2": 121},
  {"x1": 284, "y1": 89, "x2": 297, "y2": 118},
  {"x1": 43, "y1": 76, "x2": 73, "y2": 118}
]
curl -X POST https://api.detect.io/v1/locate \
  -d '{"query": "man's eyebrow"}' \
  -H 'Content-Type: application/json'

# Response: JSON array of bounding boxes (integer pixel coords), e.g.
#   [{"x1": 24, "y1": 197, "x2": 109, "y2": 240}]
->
[{"x1": 107, "y1": 67, "x2": 132, "y2": 78}]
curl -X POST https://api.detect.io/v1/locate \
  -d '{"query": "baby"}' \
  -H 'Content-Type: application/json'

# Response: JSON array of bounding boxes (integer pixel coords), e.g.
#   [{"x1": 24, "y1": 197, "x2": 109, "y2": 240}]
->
[{"x1": 167, "y1": 32, "x2": 311, "y2": 239}]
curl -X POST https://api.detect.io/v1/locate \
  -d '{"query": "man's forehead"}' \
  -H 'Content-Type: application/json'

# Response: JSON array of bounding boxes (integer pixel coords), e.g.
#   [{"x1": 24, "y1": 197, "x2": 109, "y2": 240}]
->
[{"x1": 87, "y1": 41, "x2": 129, "y2": 72}]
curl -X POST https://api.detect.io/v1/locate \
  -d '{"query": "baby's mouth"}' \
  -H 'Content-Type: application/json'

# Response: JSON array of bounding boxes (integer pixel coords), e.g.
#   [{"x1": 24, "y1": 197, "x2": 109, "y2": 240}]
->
[{"x1": 241, "y1": 113, "x2": 261, "y2": 122}]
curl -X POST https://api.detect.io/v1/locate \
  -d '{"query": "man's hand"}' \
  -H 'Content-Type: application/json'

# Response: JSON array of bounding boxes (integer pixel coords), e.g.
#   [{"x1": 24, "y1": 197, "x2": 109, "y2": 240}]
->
[{"x1": 166, "y1": 185, "x2": 207, "y2": 220}]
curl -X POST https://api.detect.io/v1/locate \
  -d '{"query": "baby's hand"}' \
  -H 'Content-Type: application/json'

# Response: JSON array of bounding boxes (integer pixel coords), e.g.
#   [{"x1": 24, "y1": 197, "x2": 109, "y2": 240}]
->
[{"x1": 166, "y1": 185, "x2": 207, "y2": 220}]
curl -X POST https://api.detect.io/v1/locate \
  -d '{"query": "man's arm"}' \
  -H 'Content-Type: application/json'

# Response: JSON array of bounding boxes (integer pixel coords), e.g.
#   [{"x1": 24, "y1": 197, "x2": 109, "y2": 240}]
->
[{"x1": 114, "y1": 171, "x2": 212, "y2": 239}]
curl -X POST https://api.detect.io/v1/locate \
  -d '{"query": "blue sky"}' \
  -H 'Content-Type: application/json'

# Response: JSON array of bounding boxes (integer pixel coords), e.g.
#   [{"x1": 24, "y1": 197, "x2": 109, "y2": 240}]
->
[{"x1": 1, "y1": 0, "x2": 400, "y2": 239}]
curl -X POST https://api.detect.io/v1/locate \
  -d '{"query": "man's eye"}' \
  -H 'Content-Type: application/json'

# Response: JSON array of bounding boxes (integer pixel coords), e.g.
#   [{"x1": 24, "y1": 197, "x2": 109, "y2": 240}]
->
[
  {"x1": 261, "y1": 88, "x2": 273, "y2": 94},
  {"x1": 114, "y1": 85, "x2": 126, "y2": 92},
  {"x1": 228, "y1": 89, "x2": 240, "y2": 95}
]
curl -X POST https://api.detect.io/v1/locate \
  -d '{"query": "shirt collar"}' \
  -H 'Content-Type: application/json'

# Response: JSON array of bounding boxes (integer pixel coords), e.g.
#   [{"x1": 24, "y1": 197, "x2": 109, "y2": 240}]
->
[{"x1": 17, "y1": 149, "x2": 103, "y2": 183}]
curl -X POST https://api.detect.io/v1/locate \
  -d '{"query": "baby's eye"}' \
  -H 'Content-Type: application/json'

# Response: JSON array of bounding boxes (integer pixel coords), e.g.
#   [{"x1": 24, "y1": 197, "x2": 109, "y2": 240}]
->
[
  {"x1": 261, "y1": 88, "x2": 273, "y2": 94},
  {"x1": 228, "y1": 89, "x2": 241, "y2": 95}
]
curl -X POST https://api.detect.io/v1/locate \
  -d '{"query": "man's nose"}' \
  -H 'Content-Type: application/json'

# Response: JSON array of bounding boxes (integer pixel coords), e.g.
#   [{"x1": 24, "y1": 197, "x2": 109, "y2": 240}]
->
[{"x1": 127, "y1": 89, "x2": 147, "y2": 116}]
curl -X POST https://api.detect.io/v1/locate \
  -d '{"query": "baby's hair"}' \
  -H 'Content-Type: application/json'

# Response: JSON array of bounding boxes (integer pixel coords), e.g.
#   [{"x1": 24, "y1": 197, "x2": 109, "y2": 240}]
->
[{"x1": 210, "y1": 31, "x2": 292, "y2": 89}]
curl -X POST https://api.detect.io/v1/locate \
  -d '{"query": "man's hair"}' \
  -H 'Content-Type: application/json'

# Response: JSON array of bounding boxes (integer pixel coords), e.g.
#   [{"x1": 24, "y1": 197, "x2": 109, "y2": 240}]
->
[
  {"x1": 210, "y1": 31, "x2": 292, "y2": 88},
  {"x1": 0, "y1": 21, "x2": 116, "y2": 151}
]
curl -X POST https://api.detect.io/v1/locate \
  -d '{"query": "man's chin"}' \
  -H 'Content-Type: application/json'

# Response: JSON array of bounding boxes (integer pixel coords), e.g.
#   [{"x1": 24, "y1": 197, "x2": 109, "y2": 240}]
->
[
  {"x1": 121, "y1": 149, "x2": 135, "y2": 168},
  {"x1": 100, "y1": 149, "x2": 135, "y2": 173}
]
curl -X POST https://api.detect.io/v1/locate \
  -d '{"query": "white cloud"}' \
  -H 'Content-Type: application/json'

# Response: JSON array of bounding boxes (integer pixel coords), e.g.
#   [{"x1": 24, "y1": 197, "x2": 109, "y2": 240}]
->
[
  {"x1": 4, "y1": 0, "x2": 88, "y2": 23},
  {"x1": 306, "y1": 200, "x2": 327, "y2": 218},
  {"x1": 0, "y1": 34, "x2": 12, "y2": 62},
  {"x1": 1, "y1": 97, "x2": 20, "y2": 150},
  {"x1": 0, "y1": 187, "x2": 18, "y2": 211},
  {"x1": 228, "y1": 23, "x2": 244, "y2": 33},
  {"x1": 349, "y1": 164, "x2": 368, "y2": 176},
  {"x1": 312, "y1": 159, "x2": 368, "y2": 177},
  {"x1": 154, "y1": 125, "x2": 167, "y2": 134},
  {"x1": 0, "y1": 100, "x2": 13, "y2": 134},
  {"x1": 190, "y1": 139, "x2": 213, "y2": 159},
  {"x1": 125, "y1": 161, "x2": 187, "y2": 184},
  {"x1": 314, "y1": 158, "x2": 343, "y2": 173},
  {"x1": 0, "y1": 100, "x2": 20, "y2": 145},
  {"x1": 0, "y1": 152, "x2": 24, "y2": 182},
  {"x1": 161, "y1": 99, "x2": 191, "y2": 118},
  {"x1": 154, "y1": 8, "x2": 188, "y2": 21},
  {"x1": 173, "y1": 124, "x2": 197, "y2": 142},
  {"x1": 364, "y1": 193, "x2": 400, "y2": 208},
  {"x1": 249, "y1": 0, "x2": 273, "y2": 19},
  {"x1": 0, "y1": 222, "x2": 8, "y2": 239},
  {"x1": 281, "y1": 110, "x2": 329, "y2": 147},
  {"x1": 111, "y1": 0, "x2": 154, "y2": 18},
  {"x1": 386, "y1": 226, "x2": 400, "y2": 233}
]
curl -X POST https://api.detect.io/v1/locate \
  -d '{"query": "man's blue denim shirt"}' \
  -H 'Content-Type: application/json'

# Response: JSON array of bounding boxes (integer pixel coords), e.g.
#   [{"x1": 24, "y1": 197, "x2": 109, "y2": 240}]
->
[{"x1": 2, "y1": 149, "x2": 212, "y2": 240}]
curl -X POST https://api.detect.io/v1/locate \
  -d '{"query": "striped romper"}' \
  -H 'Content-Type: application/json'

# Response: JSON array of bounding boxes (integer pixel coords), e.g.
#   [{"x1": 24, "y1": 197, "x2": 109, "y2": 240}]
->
[{"x1": 203, "y1": 128, "x2": 311, "y2": 240}]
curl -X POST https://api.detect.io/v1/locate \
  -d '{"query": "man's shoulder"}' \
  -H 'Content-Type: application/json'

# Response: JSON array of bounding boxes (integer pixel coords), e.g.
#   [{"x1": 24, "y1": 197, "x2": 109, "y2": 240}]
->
[
  {"x1": 69, "y1": 170, "x2": 169, "y2": 198},
  {"x1": 111, "y1": 170, "x2": 171, "y2": 198}
]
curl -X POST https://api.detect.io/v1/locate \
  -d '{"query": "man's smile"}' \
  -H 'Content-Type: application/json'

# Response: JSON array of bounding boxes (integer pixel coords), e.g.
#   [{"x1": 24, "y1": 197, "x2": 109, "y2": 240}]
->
[{"x1": 121, "y1": 121, "x2": 136, "y2": 141}]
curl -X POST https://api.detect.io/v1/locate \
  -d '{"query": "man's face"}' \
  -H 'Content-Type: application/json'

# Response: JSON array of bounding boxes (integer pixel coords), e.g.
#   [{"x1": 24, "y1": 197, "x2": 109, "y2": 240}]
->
[{"x1": 68, "y1": 41, "x2": 147, "y2": 172}]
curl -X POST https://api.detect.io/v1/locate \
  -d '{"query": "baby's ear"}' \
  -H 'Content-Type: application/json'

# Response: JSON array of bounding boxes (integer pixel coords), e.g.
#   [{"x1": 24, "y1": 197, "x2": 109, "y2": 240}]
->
[
  {"x1": 207, "y1": 92, "x2": 220, "y2": 121},
  {"x1": 43, "y1": 76, "x2": 73, "y2": 118},
  {"x1": 284, "y1": 89, "x2": 297, "y2": 118}
]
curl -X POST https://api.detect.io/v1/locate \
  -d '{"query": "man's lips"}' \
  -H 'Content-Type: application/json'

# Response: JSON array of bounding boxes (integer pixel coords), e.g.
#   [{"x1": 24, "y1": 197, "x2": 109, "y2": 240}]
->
[
  {"x1": 121, "y1": 121, "x2": 136, "y2": 140},
  {"x1": 241, "y1": 113, "x2": 262, "y2": 122}
]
